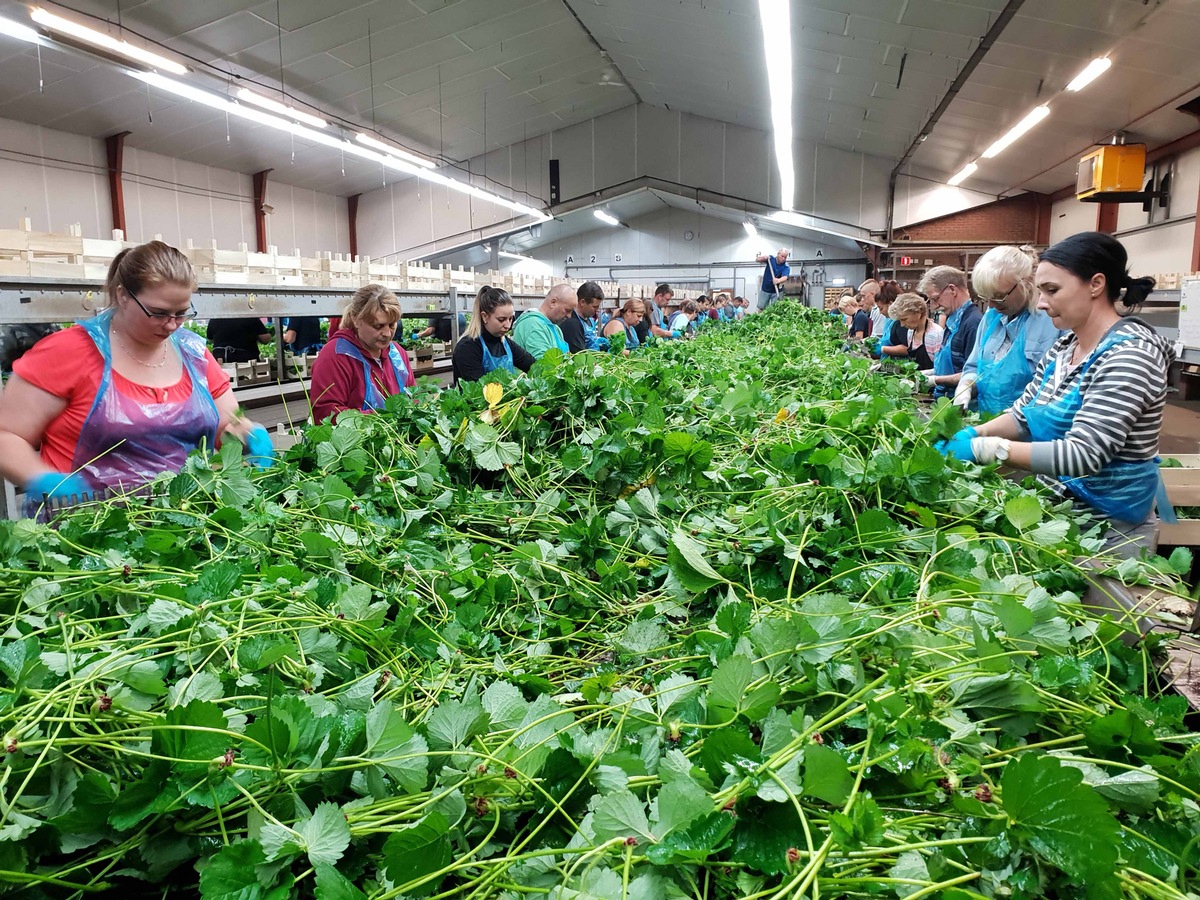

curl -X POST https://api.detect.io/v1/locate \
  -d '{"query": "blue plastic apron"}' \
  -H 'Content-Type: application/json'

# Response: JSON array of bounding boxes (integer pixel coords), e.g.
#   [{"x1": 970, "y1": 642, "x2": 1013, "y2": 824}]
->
[
  {"x1": 623, "y1": 321, "x2": 641, "y2": 351},
  {"x1": 974, "y1": 309, "x2": 1033, "y2": 415},
  {"x1": 334, "y1": 338, "x2": 409, "y2": 411},
  {"x1": 932, "y1": 304, "x2": 967, "y2": 398},
  {"x1": 481, "y1": 335, "x2": 515, "y2": 374},
  {"x1": 1023, "y1": 330, "x2": 1175, "y2": 525}
]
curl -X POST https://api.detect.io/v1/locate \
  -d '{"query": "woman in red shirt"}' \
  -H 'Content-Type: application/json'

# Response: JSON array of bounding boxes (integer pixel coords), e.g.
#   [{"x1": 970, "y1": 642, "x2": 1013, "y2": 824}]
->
[
  {"x1": 309, "y1": 284, "x2": 416, "y2": 424},
  {"x1": 0, "y1": 241, "x2": 273, "y2": 517}
]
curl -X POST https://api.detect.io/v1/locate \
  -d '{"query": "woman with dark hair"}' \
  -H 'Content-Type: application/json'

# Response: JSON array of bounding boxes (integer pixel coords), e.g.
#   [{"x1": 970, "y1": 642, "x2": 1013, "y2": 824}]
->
[
  {"x1": 938, "y1": 231, "x2": 1174, "y2": 554},
  {"x1": 451, "y1": 286, "x2": 535, "y2": 382}
]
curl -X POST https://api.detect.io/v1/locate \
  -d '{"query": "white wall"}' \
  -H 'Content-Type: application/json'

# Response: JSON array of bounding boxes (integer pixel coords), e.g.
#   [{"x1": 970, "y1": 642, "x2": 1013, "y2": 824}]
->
[
  {"x1": 356, "y1": 103, "x2": 895, "y2": 260},
  {"x1": 264, "y1": 182, "x2": 350, "y2": 256},
  {"x1": 893, "y1": 170, "x2": 1007, "y2": 231},
  {"x1": 1048, "y1": 195, "x2": 1098, "y2": 245},
  {"x1": 0, "y1": 117, "x2": 108, "y2": 236},
  {"x1": 123, "y1": 147, "x2": 254, "y2": 249},
  {"x1": 0, "y1": 115, "x2": 347, "y2": 255}
]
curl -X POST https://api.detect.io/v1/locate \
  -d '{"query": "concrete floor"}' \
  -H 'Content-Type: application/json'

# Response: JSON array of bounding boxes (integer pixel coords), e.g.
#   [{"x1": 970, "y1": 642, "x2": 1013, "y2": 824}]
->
[{"x1": 1162, "y1": 400, "x2": 1200, "y2": 456}]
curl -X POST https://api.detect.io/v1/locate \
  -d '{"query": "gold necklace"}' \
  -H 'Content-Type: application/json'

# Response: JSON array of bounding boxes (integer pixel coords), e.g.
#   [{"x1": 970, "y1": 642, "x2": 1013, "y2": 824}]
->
[{"x1": 112, "y1": 327, "x2": 168, "y2": 368}]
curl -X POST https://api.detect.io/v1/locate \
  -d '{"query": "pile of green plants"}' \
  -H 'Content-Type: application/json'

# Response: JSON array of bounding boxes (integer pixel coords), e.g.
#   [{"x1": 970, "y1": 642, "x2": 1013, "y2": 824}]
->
[{"x1": 2, "y1": 303, "x2": 1198, "y2": 899}]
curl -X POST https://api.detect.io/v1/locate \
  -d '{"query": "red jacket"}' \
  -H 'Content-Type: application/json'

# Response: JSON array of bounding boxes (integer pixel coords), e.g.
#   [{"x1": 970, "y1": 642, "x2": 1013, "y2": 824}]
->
[{"x1": 310, "y1": 328, "x2": 416, "y2": 424}]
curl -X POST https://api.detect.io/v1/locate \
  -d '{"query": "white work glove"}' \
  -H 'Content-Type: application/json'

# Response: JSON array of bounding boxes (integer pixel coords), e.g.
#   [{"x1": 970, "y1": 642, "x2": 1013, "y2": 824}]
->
[
  {"x1": 953, "y1": 373, "x2": 977, "y2": 412},
  {"x1": 970, "y1": 436, "x2": 1008, "y2": 464},
  {"x1": 918, "y1": 368, "x2": 936, "y2": 388}
]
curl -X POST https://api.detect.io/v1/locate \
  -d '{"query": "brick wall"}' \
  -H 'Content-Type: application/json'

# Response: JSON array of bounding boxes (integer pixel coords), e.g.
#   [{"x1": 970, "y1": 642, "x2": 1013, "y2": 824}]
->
[{"x1": 894, "y1": 194, "x2": 1052, "y2": 244}]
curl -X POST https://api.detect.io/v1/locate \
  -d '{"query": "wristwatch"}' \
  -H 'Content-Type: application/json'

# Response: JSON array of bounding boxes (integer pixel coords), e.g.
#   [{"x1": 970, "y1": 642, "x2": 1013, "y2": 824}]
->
[{"x1": 995, "y1": 439, "x2": 1011, "y2": 463}]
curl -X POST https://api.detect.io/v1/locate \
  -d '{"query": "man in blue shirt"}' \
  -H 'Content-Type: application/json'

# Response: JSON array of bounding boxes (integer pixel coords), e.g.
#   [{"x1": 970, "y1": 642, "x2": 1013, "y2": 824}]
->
[
  {"x1": 918, "y1": 266, "x2": 981, "y2": 399},
  {"x1": 561, "y1": 281, "x2": 607, "y2": 352},
  {"x1": 755, "y1": 249, "x2": 790, "y2": 309}
]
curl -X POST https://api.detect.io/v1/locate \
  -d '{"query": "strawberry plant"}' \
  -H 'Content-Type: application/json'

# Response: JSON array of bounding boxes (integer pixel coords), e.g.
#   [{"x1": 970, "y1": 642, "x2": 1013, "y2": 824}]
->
[{"x1": 1, "y1": 303, "x2": 1197, "y2": 899}]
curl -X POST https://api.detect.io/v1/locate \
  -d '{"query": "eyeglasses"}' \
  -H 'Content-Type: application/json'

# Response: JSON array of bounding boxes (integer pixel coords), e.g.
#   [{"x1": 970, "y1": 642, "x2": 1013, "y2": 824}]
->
[
  {"x1": 126, "y1": 287, "x2": 197, "y2": 321},
  {"x1": 987, "y1": 282, "x2": 1022, "y2": 304}
]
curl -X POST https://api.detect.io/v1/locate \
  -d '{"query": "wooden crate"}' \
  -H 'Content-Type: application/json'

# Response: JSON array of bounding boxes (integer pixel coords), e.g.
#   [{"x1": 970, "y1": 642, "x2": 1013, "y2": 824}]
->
[
  {"x1": 186, "y1": 241, "x2": 252, "y2": 284},
  {"x1": 1160, "y1": 455, "x2": 1200, "y2": 547},
  {"x1": 406, "y1": 263, "x2": 440, "y2": 291},
  {"x1": 442, "y1": 265, "x2": 476, "y2": 293}
]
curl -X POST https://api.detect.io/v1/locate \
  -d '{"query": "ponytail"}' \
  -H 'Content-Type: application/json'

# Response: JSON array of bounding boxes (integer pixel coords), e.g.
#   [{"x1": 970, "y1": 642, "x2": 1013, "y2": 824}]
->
[{"x1": 1121, "y1": 275, "x2": 1156, "y2": 313}]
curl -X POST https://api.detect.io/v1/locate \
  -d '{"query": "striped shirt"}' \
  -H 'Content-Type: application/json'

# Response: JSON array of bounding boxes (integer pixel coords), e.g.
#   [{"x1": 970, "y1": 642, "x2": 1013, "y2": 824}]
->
[{"x1": 1010, "y1": 318, "x2": 1173, "y2": 498}]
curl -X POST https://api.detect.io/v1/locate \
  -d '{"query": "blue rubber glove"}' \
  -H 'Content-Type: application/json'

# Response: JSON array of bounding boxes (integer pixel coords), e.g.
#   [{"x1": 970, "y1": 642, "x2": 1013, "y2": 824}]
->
[
  {"x1": 671, "y1": 330, "x2": 683, "y2": 339},
  {"x1": 411, "y1": 332, "x2": 421, "y2": 341},
  {"x1": 26, "y1": 471, "x2": 90, "y2": 501},
  {"x1": 935, "y1": 426, "x2": 978, "y2": 462},
  {"x1": 245, "y1": 425, "x2": 277, "y2": 469}
]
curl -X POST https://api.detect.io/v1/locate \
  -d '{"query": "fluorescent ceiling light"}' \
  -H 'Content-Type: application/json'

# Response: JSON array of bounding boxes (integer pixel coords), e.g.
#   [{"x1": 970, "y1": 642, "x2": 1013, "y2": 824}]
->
[
  {"x1": 948, "y1": 162, "x2": 978, "y2": 186},
  {"x1": 0, "y1": 16, "x2": 41, "y2": 43},
  {"x1": 499, "y1": 251, "x2": 536, "y2": 261},
  {"x1": 594, "y1": 209, "x2": 620, "y2": 226},
  {"x1": 743, "y1": 219, "x2": 758, "y2": 238},
  {"x1": 236, "y1": 88, "x2": 326, "y2": 129},
  {"x1": 131, "y1": 70, "x2": 550, "y2": 223},
  {"x1": 1066, "y1": 57, "x2": 1112, "y2": 92},
  {"x1": 356, "y1": 132, "x2": 436, "y2": 169},
  {"x1": 981, "y1": 105, "x2": 1051, "y2": 159},
  {"x1": 32, "y1": 7, "x2": 186, "y2": 74},
  {"x1": 757, "y1": 0, "x2": 794, "y2": 211}
]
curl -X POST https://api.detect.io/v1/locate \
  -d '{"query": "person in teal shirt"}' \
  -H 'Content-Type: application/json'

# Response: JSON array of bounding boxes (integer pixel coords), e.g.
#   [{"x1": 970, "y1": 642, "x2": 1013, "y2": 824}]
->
[{"x1": 511, "y1": 283, "x2": 577, "y2": 360}]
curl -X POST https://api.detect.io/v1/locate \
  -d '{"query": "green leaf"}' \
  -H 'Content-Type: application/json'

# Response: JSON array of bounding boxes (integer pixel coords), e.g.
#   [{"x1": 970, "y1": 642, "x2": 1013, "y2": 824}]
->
[
  {"x1": 653, "y1": 780, "x2": 710, "y2": 836},
  {"x1": 667, "y1": 529, "x2": 725, "y2": 592},
  {"x1": 109, "y1": 763, "x2": 174, "y2": 830},
  {"x1": 424, "y1": 696, "x2": 488, "y2": 750},
  {"x1": 314, "y1": 863, "x2": 367, "y2": 900},
  {"x1": 199, "y1": 840, "x2": 268, "y2": 898},
  {"x1": 699, "y1": 726, "x2": 761, "y2": 786},
  {"x1": 613, "y1": 619, "x2": 668, "y2": 659},
  {"x1": 364, "y1": 704, "x2": 429, "y2": 793},
  {"x1": 644, "y1": 811, "x2": 735, "y2": 865},
  {"x1": 889, "y1": 850, "x2": 931, "y2": 898},
  {"x1": 729, "y1": 803, "x2": 800, "y2": 875},
  {"x1": 802, "y1": 743, "x2": 853, "y2": 806},
  {"x1": 593, "y1": 790, "x2": 653, "y2": 843},
  {"x1": 381, "y1": 812, "x2": 451, "y2": 897},
  {"x1": 706, "y1": 655, "x2": 781, "y2": 724},
  {"x1": 1167, "y1": 546, "x2": 1192, "y2": 575},
  {"x1": 152, "y1": 700, "x2": 229, "y2": 772},
  {"x1": 1000, "y1": 753, "x2": 1119, "y2": 884},
  {"x1": 237, "y1": 635, "x2": 292, "y2": 671},
  {"x1": 827, "y1": 796, "x2": 884, "y2": 851},
  {"x1": 464, "y1": 420, "x2": 521, "y2": 471},
  {"x1": 1004, "y1": 495, "x2": 1043, "y2": 531},
  {"x1": 302, "y1": 802, "x2": 351, "y2": 866}
]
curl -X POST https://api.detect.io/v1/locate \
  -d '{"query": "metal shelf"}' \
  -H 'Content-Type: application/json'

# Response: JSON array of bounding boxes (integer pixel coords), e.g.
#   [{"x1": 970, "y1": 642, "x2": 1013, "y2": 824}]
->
[{"x1": 0, "y1": 277, "x2": 462, "y2": 323}]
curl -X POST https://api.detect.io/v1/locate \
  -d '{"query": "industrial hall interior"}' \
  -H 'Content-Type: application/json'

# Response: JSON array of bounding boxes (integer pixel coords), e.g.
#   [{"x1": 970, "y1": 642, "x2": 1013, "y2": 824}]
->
[{"x1": 4, "y1": 0, "x2": 1200, "y2": 897}]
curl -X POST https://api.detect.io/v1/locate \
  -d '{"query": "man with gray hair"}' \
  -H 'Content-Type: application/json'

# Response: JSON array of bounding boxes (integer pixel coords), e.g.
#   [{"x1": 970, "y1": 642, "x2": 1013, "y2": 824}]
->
[
  {"x1": 755, "y1": 248, "x2": 790, "y2": 309},
  {"x1": 917, "y1": 265, "x2": 981, "y2": 398},
  {"x1": 511, "y1": 282, "x2": 577, "y2": 360}
]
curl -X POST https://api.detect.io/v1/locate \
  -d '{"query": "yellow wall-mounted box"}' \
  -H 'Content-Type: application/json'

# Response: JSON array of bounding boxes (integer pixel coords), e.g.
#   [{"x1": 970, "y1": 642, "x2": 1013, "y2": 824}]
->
[{"x1": 1076, "y1": 144, "x2": 1146, "y2": 199}]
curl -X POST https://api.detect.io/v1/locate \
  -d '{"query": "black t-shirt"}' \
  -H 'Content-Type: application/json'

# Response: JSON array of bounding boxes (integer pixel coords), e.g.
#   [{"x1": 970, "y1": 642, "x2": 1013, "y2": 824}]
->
[
  {"x1": 433, "y1": 313, "x2": 468, "y2": 342},
  {"x1": 452, "y1": 332, "x2": 536, "y2": 383},
  {"x1": 849, "y1": 310, "x2": 870, "y2": 338},
  {"x1": 208, "y1": 317, "x2": 269, "y2": 363},
  {"x1": 559, "y1": 313, "x2": 587, "y2": 353},
  {"x1": 635, "y1": 299, "x2": 663, "y2": 343},
  {"x1": 286, "y1": 316, "x2": 322, "y2": 352}
]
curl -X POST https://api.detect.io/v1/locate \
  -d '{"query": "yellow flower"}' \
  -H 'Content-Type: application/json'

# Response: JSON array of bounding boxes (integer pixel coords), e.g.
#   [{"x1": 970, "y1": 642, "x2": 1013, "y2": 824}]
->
[
  {"x1": 774, "y1": 408, "x2": 790, "y2": 424},
  {"x1": 483, "y1": 383, "x2": 503, "y2": 409}
]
